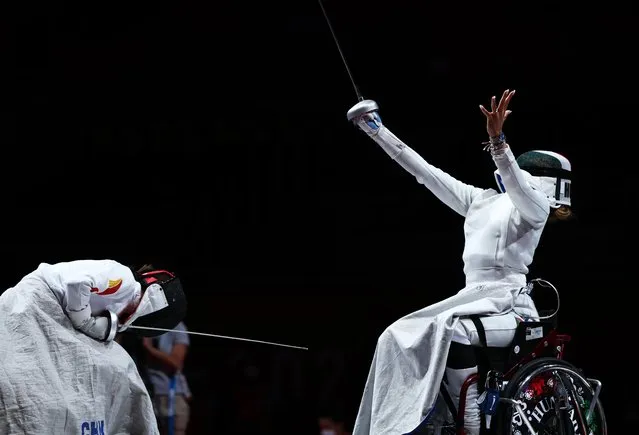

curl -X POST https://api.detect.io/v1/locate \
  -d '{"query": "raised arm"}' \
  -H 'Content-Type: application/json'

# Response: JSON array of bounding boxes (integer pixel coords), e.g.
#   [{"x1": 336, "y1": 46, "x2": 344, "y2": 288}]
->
[
  {"x1": 492, "y1": 145, "x2": 549, "y2": 226},
  {"x1": 142, "y1": 324, "x2": 190, "y2": 374},
  {"x1": 348, "y1": 101, "x2": 484, "y2": 217},
  {"x1": 480, "y1": 90, "x2": 550, "y2": 227}
]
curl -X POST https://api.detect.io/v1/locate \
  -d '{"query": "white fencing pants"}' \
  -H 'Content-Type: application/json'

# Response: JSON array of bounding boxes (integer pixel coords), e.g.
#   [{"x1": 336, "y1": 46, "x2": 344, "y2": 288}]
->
[{"x1": 445, "y1": 313, "x2": 520, "y2": 435}]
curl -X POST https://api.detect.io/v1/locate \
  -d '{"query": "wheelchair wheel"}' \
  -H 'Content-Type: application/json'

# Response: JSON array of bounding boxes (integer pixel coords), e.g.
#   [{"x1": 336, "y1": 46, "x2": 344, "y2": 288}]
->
[{"x1": 496, "y1": 357, "x2": 607, "y2": 435}]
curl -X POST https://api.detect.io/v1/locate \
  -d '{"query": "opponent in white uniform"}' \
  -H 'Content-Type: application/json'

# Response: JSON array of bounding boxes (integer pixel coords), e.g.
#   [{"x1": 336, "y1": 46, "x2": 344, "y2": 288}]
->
[
  {"x1": 34, "y1": 260, "x2": 186, "y2": 341},
  {"x1": 347, "y1": 90, "x2": 573, "y2": 434},
  {"x1": 0, "y1": 261, "x2": 186, "y2": 433}
]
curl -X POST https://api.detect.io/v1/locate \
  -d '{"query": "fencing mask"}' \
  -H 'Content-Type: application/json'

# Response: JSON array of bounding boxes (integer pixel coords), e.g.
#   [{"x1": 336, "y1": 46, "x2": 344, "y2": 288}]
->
[
  {"x1": 118, "y1": 268, "x2": 187, "y2": 337},
  {"x1": 494, "y1": 150, "x2": 572, "y2": 208}
]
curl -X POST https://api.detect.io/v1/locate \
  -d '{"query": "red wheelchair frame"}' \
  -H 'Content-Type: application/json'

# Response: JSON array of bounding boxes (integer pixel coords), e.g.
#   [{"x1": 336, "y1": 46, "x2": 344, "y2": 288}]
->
[
  {"x1": 455, "y1": 328, "x2": 572, "y2": 434},
  {"x1": 408, "y1": 280, "x2": 606, "y2": 435}
]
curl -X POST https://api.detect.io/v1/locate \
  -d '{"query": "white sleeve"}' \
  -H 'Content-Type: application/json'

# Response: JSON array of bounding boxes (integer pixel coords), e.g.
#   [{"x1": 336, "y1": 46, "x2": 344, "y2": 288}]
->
[
  {"x1": 65, "y1": 276, "x2": 112, "y2": 341},
  {"x1": 493, "y1": 146, "x2": 550, "y2": 226},
  {"x1": 369, "y1": 125, "x2": 485, "y2": 217},
  {"x1": 64, "y1": 261, "x2": 137, "y2": 313},
  {"x1": 63, "y1": 260, "x2": 138, "y2": 340}
]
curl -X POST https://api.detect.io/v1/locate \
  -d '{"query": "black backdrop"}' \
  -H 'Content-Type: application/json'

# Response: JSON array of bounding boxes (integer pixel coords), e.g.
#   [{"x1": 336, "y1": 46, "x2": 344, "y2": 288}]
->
[{"x1": 7, "y1": 1, "x2": 637, "y2": 433}]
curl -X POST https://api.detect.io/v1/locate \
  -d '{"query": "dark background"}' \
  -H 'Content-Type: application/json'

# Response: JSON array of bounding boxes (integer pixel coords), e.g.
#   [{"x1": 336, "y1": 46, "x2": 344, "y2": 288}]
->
[{"x1": 7, "y1": 1, "x2": 636, "y2": 433}]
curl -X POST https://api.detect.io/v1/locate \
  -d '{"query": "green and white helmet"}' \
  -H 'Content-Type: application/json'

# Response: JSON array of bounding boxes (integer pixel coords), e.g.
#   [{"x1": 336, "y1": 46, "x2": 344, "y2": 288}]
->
[{"x1": 494, "y1": 150, "x2": 572, "y2": 208}]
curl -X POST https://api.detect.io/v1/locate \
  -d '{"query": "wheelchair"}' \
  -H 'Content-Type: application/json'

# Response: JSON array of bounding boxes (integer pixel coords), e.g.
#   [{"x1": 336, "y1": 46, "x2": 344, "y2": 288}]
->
[{"x1": 415, "y1": 280, "x2": 607, "y2": 435}]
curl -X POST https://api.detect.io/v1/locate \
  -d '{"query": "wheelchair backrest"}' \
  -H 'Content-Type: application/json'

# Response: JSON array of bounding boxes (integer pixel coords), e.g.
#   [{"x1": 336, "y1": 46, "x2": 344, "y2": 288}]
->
[{"x1": 504, "y1": 320, "x2": 556, "y2": 371}]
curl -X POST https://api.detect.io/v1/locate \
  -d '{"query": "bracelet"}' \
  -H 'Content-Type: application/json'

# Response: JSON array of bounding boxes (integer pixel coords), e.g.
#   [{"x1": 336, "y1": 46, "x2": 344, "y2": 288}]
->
[
  {"x1": 482, "y1": 132, "x2": 508, "y2": 154},
  {"x1": 490, "y1": 132, "x2": 506, "y2": 144}
]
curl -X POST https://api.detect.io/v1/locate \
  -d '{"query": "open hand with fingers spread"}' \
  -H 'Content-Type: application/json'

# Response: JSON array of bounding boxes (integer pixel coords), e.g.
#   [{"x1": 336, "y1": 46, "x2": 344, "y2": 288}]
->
[{"x1": 479, "y1": 89, "x2": 515, "y2": 139}]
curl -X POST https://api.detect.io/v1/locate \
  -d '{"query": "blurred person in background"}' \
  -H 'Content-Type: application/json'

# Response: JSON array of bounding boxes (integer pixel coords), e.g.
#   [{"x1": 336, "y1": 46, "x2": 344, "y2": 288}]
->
[
  {"x1": 143, "y1": 320, "x2": 192, "y2": 435},
  {"x1": 226, "y1": 350, "x2": 272, "y2": 434},
  {"x1": 316, "y1": 347, "x2": 350, "y2": 435},
  {"x1": 319, "y1": 416, "x2": 350, "y2": 435}
]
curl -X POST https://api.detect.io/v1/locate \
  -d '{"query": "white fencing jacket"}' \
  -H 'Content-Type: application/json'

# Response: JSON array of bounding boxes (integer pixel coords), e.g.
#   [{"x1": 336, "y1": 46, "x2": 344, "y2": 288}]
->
[
  {"x1": 352, "y1": 124, "x2": 550, "y2": 435},
  {"x1": 37, "y1": 259, "x2": 142, "y2": 319}
]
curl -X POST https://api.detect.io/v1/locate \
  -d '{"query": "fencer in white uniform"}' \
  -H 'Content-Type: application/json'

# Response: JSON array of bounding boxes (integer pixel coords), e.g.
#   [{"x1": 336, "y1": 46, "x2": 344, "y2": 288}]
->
[
  {"x1": 0, "y1": 260, "x2": 187, "y2": 434},
  {"x1": 36, "y1": 259, "x2": 187, "y2": 341},
  {"x1": 38, "y1": 259, "x2": 143, "y2": 341},
  {"x1": 346, "y1": 90, "x2": 573, "y2": 435}
]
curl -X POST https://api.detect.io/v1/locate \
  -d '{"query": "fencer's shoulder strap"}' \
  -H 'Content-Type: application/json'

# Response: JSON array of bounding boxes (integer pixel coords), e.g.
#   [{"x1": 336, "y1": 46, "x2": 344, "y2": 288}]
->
[{"x1": 469, "y1": 315, "x2": 488, "y2": 348}]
